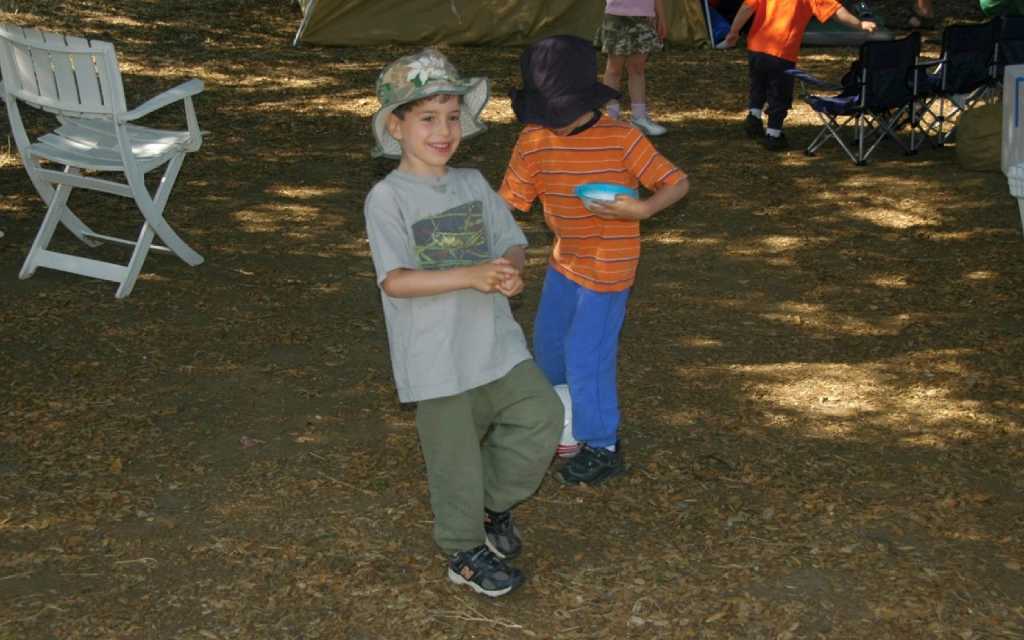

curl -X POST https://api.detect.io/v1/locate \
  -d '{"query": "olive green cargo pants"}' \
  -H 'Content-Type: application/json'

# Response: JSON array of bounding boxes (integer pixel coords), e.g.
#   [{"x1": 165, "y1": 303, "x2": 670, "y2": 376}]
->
[{"x1": 415, "y1": 359, "x2": 563, "y2": 555}]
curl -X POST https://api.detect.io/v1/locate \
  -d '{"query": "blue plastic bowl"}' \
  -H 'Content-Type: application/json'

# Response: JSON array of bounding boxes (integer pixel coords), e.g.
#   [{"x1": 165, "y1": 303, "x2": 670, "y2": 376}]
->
[{"x1": 574, "y1": 182, "x2": 639, "y2": 210}]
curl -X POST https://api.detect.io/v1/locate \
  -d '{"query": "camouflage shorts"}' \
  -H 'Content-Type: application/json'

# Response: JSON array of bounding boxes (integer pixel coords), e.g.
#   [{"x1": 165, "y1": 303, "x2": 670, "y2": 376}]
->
[{"x1": 594, "y1": 14, "x2": 664, "y2": 56}]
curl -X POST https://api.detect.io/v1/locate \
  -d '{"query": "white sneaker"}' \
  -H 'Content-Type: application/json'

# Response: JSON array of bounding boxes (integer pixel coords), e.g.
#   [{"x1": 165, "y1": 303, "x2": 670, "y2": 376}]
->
[{"x1": 630, "y1": 115, "x2": 667, "y2": 136}]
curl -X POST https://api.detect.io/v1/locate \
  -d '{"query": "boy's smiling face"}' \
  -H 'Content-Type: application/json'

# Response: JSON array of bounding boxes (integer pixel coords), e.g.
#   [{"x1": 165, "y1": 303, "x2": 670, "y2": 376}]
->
[{"x1": 388, "y1": 94, "x2": 462, "y2": 177}]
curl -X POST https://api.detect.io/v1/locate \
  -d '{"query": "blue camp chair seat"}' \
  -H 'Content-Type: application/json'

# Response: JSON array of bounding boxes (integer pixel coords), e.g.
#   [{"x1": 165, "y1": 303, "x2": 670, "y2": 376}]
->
[{"x1": 805, "y1": 94, "x2": 860, "y2": 116}]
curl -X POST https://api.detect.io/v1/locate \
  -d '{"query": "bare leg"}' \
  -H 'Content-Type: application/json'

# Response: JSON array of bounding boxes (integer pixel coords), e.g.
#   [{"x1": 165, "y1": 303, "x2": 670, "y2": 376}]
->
[
  {"x1": 603, "y1": 54, "x2": 626, "y2": 117},
  {"x1": 625, "y1": 53, "x2": 648, "y2": 110},
  {"x1": 624, "y1": 53, "x2": 665, "y2": 134}
]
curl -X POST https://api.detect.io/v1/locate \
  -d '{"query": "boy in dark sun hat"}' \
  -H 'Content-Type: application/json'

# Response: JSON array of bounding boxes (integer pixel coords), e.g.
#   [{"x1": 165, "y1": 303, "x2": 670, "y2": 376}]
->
[
  {"x1": 363, "y1": 48, "x2": 564, "y2": 597},
  {"x1": 499, "y1": 35, "x2": 689, "y2": 486}
]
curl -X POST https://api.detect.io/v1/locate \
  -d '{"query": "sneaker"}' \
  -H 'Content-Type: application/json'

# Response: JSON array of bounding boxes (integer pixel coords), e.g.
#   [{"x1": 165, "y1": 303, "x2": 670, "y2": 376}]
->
[
  {"x1": 484, "y1": 508, "x2": 522, "y2": 559},
  {"x1": 760, "y1": 133, "x2": 789, "y2": 151},
  {"x1": 447, "y1": 545, "x2": 524, "y2": 598},
  {"x1": 630, "y1": 115, "x2": 667, "y2": 136},
  {"x1": 744, "y1": 114, "x2": 764, "y2": 138},
  {"x1": 556, "y1": 443, "x2": 626, "y2": 485}
]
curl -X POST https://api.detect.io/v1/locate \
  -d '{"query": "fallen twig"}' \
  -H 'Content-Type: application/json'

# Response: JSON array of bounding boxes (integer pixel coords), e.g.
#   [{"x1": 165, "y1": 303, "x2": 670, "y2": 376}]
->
[{"x1": 114, "y1": 557, "x2": 158, "y2": 567}]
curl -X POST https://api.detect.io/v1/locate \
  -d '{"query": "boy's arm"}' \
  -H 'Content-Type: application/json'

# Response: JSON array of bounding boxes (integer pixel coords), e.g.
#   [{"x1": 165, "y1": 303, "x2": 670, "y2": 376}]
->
[
  {"x1": 587, "y1": 175, "x2": 689, "y2": 221},
  {"x1": 832, "y1": 6, "x2": 877, "y2": 31},
  {"x1": 381, "y1": 260, "x2": 519, "y2": 299},
  {"x1": 367, "y1": 182, "x2": 518, "y2": 300},
  {"x1": 723, "y1": 1, "x2": 756, "y2": 47}
]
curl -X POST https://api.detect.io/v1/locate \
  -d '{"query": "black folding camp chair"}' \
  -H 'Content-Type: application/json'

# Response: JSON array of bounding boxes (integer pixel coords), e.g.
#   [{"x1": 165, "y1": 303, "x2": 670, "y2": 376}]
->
[
  {"x1": 788, "y1": 33, "x2": 922, "y2": 165},
  {"x1": 913, "y1": 21, "x2": 998, "y2": 147},
  {"x1": 994, "y1": 15, "x2": 1024, "y2": 83}
]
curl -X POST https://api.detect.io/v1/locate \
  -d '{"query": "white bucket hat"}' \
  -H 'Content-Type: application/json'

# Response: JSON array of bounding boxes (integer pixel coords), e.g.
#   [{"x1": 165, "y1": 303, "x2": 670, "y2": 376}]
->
[{"x1": 371, "y1": 48, "x2": 490, "y2": 159}]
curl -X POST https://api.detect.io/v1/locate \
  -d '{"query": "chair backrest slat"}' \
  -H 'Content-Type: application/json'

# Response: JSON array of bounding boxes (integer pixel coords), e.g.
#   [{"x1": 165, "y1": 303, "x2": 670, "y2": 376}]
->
[
  {"x1": 0, "y1": 23, "x2": 125, "y2": 117},
  {"x1": 72, "y1": 52, "x2": 104, "y2": 107},
  {"x1": 61, "y1": 33, "x2": 104, "y2": 107},
  {"x1": 6, "y1": 36, "x2": 37, "y2": 96},
  {"x1": 30, "y1": 46, "x2": 60, "y2": 102}
]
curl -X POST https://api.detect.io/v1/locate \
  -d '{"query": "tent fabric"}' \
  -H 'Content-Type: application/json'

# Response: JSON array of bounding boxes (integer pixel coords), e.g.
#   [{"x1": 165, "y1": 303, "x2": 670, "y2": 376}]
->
[{"x1": 295, "y1": 0, "x2": 709, "y2": 48}]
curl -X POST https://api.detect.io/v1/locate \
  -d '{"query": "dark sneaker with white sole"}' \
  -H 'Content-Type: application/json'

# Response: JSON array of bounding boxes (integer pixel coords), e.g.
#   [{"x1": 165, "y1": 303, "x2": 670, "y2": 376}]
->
[
  {"x1": 556, "y1": 443, "x2": 626, "y2": 485},
  {"x1": 484, "y1": 508, "x2": 522, "y2": 559},
  {"x1": 447, "y1": 545, "x2": 524, "y2": 598},
  {"x1": 760, "y1": 133, "x2": 789, "y2": 151},
  {"x1": 744, "y1": 114, "x2": 764, "y2": 138}
]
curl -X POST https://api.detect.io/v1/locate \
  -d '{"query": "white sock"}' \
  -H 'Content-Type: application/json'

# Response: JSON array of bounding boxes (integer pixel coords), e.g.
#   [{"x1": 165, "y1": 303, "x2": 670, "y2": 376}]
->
[
  {"x1": 766, "y1": 127, "x2": 782, "y2": 138},
  {"x1": 607, "y1": 100, "x2": 620, "y2": 119},
  {"x1": 632, "y1": 102, "x2": 648, "y2": 119},
  {"x1": 749, "y1": 108, "x2": 763, "y2": 118}
]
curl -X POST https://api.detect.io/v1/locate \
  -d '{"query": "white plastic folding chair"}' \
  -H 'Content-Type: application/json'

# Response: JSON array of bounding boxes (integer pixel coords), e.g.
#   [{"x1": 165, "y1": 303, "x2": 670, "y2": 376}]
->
[{"x1": 0, "y1": 23, "x2": 204, "y2": 298}]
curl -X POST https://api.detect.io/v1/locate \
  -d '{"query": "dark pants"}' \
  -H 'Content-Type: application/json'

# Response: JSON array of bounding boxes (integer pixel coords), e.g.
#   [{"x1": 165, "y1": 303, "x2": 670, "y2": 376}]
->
[{"x1": 748, "y1": 51, "x2": 796, "y2": 130}]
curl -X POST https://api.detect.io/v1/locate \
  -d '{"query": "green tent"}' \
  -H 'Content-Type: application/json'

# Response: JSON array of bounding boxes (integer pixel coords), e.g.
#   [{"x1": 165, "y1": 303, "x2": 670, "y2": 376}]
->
[{"x1": 293, "y1": 0, "x2": 709, "y2": 48}]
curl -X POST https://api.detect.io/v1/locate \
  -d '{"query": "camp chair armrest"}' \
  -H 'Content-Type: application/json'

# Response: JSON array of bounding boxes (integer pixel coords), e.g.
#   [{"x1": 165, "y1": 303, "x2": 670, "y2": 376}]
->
[
  {"x1": 123, "y1": 79, "x2": 205, "y2": 122},
  {"x1": 785, "y1": 68, "x2": 843, "y2": 92},
  {"x1": 913, "y1": 57, "x2": 946, "y2": 70}
]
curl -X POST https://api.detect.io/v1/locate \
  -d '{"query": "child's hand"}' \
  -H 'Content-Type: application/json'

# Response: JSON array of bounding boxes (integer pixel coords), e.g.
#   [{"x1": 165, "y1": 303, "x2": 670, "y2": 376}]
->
[
  {"x1": 723, "y1": 31, "x2": 740, "y2": 48},
  {"x1": 860, "y1": 20, "x2": 877, "y2": 32},
  {"x1": 468, "y1": 258, "x2": 519, "y2": 294},
  {"x1": 586, "y1": 195, "x2": 652, "y2": 221},
  {"x1": 497, "y1": 268, "x2": 524, "y2": 298}
]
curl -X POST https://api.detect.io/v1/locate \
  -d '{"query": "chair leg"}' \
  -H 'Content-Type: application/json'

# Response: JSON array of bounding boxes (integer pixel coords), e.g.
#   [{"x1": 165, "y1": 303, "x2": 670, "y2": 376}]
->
[
  {"x1": 116, "y1": 222, "x2": 157, "y2": 299},
  {"x1": 19, "y1": 181, "x2": 73, "y2": 280},
  {"x1": 27, "y1": 162, "x2": 102, "y2": 248},
  {"x1": 857, "y1": 114, "x2": 866, "y2": 165},
  {"x1": 130, "y1": 155, "x2": 204, "y2": 267}
]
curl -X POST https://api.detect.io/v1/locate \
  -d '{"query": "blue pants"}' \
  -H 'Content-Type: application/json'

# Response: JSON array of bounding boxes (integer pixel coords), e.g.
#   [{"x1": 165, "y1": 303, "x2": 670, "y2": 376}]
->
[{"x1": 533, "y1": 267, "x2": 630, "y2": 449}]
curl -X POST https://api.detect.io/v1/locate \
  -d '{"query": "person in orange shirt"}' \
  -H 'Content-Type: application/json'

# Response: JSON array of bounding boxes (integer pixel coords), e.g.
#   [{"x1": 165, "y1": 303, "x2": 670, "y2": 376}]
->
[
  {"x1": 499, "y1": 35, "x2": 689, "y2": 485},
  {"x1": 724, "y1": 0, "x2": 876, "y2": 150}
]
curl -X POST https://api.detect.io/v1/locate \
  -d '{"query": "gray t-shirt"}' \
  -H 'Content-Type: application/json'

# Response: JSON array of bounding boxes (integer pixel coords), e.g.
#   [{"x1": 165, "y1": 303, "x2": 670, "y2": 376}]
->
[{"x1": 364, "y1": 168, "x2": 531, "y2": 403}]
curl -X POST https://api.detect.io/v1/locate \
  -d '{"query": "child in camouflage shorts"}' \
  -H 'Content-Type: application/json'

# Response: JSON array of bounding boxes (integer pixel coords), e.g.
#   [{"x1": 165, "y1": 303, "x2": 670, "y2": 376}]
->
[{"x1": 594, "y1": 0, "x2": 669, "y2": 136}]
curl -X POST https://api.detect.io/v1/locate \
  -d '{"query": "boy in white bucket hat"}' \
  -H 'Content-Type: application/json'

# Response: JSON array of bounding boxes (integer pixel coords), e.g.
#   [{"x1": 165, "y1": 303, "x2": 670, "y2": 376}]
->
[{"x1": 363, "y1": 48, "x2": 563, "y2": 598}]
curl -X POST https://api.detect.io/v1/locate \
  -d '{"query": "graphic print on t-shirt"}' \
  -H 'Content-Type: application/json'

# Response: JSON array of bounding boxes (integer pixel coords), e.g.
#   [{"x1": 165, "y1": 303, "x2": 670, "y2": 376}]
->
[{"x1": 411, "y1": 200, "x2": 489, "y2": 270}]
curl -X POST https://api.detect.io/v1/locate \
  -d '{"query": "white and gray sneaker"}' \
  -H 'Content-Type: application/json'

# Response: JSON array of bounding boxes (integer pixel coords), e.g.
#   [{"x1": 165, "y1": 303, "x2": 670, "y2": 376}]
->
[{"x1": 630, "y1": 115, "x2": 667, "y2": 136}]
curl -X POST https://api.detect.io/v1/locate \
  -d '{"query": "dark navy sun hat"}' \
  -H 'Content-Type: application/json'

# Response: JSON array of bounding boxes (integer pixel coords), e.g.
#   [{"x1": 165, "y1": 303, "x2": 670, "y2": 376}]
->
[{"x1": 510, "y1": 35, "x2": 621, "y2": 128}]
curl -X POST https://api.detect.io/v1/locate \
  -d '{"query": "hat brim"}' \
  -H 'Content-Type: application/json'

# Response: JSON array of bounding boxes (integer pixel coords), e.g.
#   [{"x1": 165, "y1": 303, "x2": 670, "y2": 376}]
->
[
  {"x1": 371, "y1": 77, "x2": 490, "y2": 159},
  {"x1": 510, "y1": 82, "x2": 619, "y2": 128}
]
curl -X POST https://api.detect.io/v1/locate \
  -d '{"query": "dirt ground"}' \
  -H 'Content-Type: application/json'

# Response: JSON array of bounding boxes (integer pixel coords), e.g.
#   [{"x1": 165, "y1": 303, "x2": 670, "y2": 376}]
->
[{"x1": 1, "y1": 1, "x2": 1022, "y2": 638}]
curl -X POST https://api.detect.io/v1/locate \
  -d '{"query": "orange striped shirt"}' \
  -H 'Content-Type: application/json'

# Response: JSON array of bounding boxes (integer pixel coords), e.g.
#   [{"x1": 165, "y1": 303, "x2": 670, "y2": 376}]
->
[{"x1": 499, "y1": 116, "x2": 685, "y2": 292}]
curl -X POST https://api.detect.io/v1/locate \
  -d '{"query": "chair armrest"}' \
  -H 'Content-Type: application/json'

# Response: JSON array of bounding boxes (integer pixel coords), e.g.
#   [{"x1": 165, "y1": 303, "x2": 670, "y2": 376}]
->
[
  {"x1": 784, "y1": 68, "x2": 842, "y2": 92},
  {"x1": 913, "y1": 57, "x2": 946, "y2": 70},
  {"x1": 910, "y1": 58, "x2": 945, "y2": 92},
  {"x1": 123, "y1": 79, "x2": 205, "y2": 122}
]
